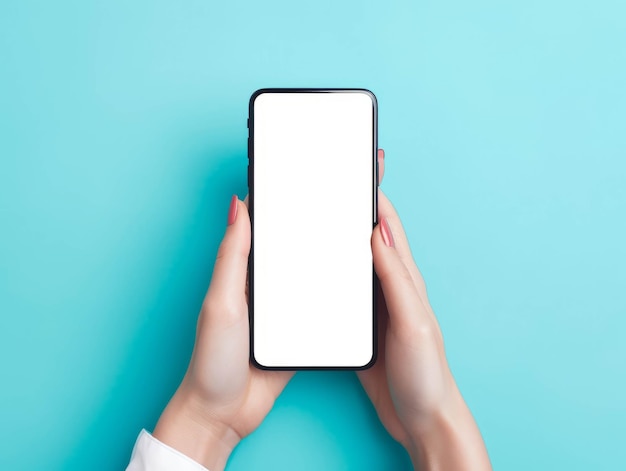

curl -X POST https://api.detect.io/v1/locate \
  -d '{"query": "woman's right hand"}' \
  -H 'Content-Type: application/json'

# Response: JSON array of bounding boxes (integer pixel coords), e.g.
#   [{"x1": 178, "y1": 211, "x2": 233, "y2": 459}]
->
[{"x1": 359, "y1": 184, "x2": 492, "y2": 469}]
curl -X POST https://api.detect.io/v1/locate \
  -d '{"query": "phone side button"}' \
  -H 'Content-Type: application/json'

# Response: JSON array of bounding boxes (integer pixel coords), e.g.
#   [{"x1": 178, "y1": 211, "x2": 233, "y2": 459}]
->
[
  {"x1": 247, "y1": 164, "x2": 250, "y2": 188},
  {"x1": 376, "y1": 160, "x2": 379, "y2": 187}
]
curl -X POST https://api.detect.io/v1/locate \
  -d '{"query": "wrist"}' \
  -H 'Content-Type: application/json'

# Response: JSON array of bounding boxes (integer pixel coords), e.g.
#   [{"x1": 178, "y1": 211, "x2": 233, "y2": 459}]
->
[
  {"x1": 153, "y1": 382, "x2": 240, "y2": 471},
  {"x1": 404, "y1": 384, "x2": 491, "y2": 470},
  {"x1": 404, "y1": 390, "x2": 459, "y2": 465}
]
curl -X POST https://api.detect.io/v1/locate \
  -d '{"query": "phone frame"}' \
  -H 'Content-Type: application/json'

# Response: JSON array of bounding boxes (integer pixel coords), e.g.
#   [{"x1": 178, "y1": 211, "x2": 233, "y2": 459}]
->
[{"x1": 247, "y1": 88, "x2": 379, "y2": 370}]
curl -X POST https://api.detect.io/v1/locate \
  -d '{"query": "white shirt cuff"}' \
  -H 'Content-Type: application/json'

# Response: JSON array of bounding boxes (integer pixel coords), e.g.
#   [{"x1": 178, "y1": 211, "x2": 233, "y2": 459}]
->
[{"x1": 126, "y1": 429, "x2": 209, "y2": 471}]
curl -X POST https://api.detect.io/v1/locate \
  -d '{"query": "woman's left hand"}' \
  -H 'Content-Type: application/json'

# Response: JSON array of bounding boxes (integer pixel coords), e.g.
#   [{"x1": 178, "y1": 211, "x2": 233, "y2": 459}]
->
[
  {"x1": 153, "y1": 195, "x2": 293, "y2": 471},
  {"x1": 152, "y1": 149, "x2": 387, "y2": 470}
]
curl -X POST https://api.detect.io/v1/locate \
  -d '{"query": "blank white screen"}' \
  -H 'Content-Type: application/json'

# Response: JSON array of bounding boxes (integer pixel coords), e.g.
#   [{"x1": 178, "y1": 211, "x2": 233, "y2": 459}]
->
[{"x1": 252, "y1": 91, "x2": 375, "y2": 368}]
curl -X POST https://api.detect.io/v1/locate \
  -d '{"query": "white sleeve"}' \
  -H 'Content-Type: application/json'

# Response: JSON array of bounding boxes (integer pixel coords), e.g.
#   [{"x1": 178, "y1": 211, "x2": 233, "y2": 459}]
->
[{"x1": 126, "y1": 429, "x2": 210, "y2": 471}]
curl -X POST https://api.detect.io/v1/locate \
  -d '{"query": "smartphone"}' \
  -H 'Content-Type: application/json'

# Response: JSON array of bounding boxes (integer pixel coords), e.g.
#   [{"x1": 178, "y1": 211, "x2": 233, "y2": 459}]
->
[{"x1": 248, "y1": 88, "x2": 378, "y2": 370}]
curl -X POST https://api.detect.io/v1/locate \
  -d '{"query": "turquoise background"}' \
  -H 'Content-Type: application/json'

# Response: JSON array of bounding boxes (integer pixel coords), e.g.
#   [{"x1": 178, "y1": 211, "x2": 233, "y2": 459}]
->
[{"x1": 1, "y1": 0, "x2": 625, "y2": 469}]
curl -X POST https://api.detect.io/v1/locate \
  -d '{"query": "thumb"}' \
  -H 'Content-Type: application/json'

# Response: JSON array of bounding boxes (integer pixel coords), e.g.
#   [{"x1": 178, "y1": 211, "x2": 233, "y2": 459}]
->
[
  {"x1": 372, "y1": 217, "x2": 431, "y2": 333},
  {"x1": 205, "y1": 195, "x2": 251, "y2": 324}
]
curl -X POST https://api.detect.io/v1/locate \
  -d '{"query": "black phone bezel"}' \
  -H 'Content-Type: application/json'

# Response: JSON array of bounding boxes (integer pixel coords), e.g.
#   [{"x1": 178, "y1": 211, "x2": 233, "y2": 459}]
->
[{"x1": 248, "y1": 88, "x2": 379, "y2": 371}]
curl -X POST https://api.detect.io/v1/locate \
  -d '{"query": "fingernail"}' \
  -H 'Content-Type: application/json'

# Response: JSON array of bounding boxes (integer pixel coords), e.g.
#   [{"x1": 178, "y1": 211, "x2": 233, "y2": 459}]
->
[
  {"x1": 227, "y1": 195, "x2": 238, "y2": 225},
  {"x1": 380, "y1": 217, "x2": 394, "y2": 247}
]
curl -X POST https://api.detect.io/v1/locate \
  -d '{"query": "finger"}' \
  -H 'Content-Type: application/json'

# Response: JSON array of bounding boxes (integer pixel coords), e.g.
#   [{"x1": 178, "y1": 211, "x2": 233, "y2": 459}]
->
[
  {"x1": 190, "y1": 197, "x2": 251, "y2": 394},
  {"x1": 204, "y1": 195, "x2": 251, "y2": 326},
  {"x1": 378, "y1": 148, "x2": 385, "y2": 185},
  {"x1": 377, "y1": 190, "x2": 431, "y2": 310},
  {"x1": 372, "y1": 218, "x2": 433, "y2": 336},
  {"x1": 242, "y1": 195, "x2": 250, "y2": 302},
  {"x1": 377, "y1": 192, "x2": 441, "y2": 332}
]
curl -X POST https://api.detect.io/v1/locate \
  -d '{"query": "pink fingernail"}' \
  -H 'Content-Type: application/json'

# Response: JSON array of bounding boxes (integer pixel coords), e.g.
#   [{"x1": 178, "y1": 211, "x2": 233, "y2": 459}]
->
[
  {"x1": 227, "y1": 195, "x2": 238, "y2": 225},
  {"x1": 380, "y1": 217, "x2": 394, "y2": 248}
]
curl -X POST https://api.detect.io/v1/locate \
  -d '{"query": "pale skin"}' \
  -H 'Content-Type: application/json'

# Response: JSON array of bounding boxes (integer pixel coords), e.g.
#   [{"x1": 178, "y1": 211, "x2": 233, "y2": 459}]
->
[{"x1": 153, "y1": 149, "x2": 492, "y2": 470}]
